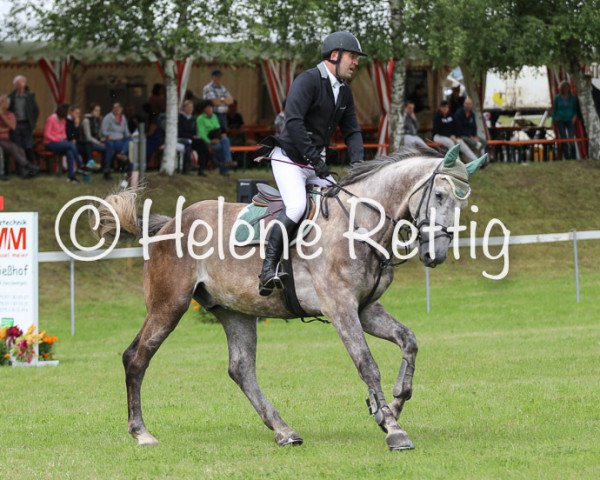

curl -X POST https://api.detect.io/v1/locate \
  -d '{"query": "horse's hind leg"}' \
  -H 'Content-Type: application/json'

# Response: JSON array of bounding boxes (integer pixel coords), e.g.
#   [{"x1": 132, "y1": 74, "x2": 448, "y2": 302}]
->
[
  {"x1": 217, "y1": 310, "x2": 303, "y2": 446},
  {"x1": 123, "y1": 293, "x2": 191, "y2": 446},
  {"x1": 359, "y1": 302, "x2": 418, "y2": 421}
]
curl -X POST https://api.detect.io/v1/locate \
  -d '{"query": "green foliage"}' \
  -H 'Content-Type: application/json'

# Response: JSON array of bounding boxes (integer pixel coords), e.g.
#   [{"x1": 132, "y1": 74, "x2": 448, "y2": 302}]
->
[{"x1": 4, "y1": 0, "x2": 241, "y2": 62}]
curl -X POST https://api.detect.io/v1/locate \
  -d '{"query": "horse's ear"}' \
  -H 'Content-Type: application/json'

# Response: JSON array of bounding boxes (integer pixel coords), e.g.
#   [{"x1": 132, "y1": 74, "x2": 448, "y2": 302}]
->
[
  {"x1": 466, "y1": 154, "x2": 488, "y2": 177},
  {"x1": 443, "y1": 144, "x2": 461, "y2": 168}
]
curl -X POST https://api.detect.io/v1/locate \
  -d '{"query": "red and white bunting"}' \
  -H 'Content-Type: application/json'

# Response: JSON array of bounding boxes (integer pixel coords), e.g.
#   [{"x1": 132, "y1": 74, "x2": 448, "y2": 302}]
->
[
  {"x1": 261, "y1": 60, "x2": 296, "y2": 114},
  {"x1": 367, "y1": 58, "x2": 394, "y2": 156},
  {"x1": 38, "y1": 57, "x2": 70, "y2": 105}
]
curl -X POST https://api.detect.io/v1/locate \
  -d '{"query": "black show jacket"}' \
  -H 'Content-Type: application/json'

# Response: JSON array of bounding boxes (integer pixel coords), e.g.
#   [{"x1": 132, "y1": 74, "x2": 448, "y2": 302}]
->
[{"x1": 275, "y1": 62, "x2": 364, "y2": 165}]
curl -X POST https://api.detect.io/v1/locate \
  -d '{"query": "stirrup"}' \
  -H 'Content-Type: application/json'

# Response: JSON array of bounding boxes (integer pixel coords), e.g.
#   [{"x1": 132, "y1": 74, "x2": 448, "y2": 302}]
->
[{"x1": 258, "y1": 262, "x2": 287, "y2": 296}]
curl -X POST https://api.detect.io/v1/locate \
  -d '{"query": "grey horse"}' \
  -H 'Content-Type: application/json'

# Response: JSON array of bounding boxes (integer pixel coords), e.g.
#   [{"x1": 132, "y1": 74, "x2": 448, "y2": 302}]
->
[{"x1": 96, "y1": 144, "x2": 486, "y2": 451}]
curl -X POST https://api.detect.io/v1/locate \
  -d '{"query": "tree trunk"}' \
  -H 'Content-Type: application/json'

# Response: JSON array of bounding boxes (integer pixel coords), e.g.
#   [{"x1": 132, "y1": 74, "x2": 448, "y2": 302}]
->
[
  {"x1": 461, "y1": 63, "x2": 487, "y2": 141},
  {"x1": 161, "y1": 59, "x2": 178, "y2": 175},
  {"x1": 388, "y1": 59, "x2": 406, "y2": 154},
  {"x1": 573, "y1": 70, "x2": 600, "y2": 159},
  {"x1": 388, "y1": 0, "x2": 405, "y2": 154}
]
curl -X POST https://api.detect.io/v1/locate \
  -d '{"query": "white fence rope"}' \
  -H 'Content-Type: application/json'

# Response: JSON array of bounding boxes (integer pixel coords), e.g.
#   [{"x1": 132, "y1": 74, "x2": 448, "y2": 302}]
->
[{"x1": 38, "y1": 230, "x2": 600, "y2": 332}]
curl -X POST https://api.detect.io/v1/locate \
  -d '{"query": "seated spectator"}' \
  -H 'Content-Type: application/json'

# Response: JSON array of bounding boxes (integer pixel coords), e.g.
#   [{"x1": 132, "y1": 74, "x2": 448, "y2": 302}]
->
[
  {"x1": 0, "y1": 94, "x2": 39, "y2": 179},
  {"x1": 66, "y1": 105, "x2": 81, "y2": 142},
  {"x1": 178, "y1": 99, "x2": 209, "y2": 176},
  {"x1": 274, "y1": 100, "x2": 286, "y2": 136},
  {"x1": 432, "y1": 100, "x2": 477, "y2": 162},
  {"x1": 43, "y1": 103, "x2": 85, "y2": 183},
  {"x1": 403, "y1": 101, "x2": 429, "y2": 150},
  {"x1": 101, "y1": 102, "x2": 132, "y2": 180},
  {"x1": 80, "y1": 103, "x2": 106, "y2": 166},
  {"x1": 454, "y1": 97, "x2": 486, "y2": 156},
  {"x1": 447, "y1": 85, "x2": 465, "y2": 114},
  {"x1": 552, "y1": 81, "x2": 579, "y2": 160},
  {"x1": 196, "y1": 100, "x2": 231, "y2": 176}
]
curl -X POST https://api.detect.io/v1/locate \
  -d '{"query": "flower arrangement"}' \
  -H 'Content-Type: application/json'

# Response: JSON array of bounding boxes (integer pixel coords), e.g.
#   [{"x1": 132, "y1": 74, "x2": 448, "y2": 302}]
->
[
  {"x1": 0, "y1": 325, "x2": 58, "y2": 366},
  {"x1": 39, "y1": 335, "x2": 59, "y2": 361}
]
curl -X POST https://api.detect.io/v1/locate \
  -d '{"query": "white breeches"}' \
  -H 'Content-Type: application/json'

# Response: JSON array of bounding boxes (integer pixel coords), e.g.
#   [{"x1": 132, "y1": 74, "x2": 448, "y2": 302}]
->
[{"x1": 270, "y1": 146, "x2": 334, "y2": 223}]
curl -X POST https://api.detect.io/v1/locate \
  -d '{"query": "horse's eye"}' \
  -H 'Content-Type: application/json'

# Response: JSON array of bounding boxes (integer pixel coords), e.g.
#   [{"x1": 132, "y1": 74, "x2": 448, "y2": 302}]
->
[{"x1": 435, "y1": 191, "x2": 444, "y2": 201}]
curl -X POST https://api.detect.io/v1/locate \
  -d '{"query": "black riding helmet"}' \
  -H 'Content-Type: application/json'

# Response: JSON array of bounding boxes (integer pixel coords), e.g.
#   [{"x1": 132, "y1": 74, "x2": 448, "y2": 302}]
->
[{"x1": 321, "y1": 31, "x2": 367, "y2": 60}]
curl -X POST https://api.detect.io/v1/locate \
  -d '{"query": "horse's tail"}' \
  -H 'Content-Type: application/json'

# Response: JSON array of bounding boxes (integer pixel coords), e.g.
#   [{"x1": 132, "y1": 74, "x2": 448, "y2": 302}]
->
[{"x1": 95, "y1": 188, "x2": 171, "y2": 241}]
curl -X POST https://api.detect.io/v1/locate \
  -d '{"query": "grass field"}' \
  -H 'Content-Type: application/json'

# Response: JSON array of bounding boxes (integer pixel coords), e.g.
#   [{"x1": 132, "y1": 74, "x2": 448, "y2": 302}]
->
[{"x1": 1, "y1": 161, "x2": 600, "y2": 479}]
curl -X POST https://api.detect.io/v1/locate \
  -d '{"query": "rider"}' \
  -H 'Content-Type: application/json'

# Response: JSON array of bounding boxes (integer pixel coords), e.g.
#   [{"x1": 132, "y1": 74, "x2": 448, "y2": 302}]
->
[{"x1": 258, "y1": 31, "x2": 366, "y2": 296}]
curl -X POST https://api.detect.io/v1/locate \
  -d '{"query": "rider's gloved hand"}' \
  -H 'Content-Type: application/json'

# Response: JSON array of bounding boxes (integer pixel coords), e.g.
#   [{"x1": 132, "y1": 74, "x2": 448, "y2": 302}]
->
[{"x1": 309, "y1": 156, "x2": 331, "y2": 179}]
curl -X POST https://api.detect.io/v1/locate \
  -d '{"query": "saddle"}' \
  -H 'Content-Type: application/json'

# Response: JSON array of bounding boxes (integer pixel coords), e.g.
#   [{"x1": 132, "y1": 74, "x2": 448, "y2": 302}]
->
[
  {"x1": 234, "y1": 184, "x2": 320, "y2": 245},
  {"x1": 234, "y1": 184, "x2": 322, "y2": 319}
]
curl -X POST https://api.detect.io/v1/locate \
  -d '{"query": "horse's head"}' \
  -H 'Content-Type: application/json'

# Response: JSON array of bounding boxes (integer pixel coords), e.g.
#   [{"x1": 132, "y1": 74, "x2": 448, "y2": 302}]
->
[{"x1": 408, "y1": 144, "x2": 486, "y2": 267}]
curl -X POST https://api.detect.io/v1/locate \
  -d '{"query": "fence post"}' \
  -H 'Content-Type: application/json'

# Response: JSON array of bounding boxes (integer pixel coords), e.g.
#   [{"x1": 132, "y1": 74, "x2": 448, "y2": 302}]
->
[
  {"x1": 425, "y1": 266, "x2": 431, "y2": 313},
  {"x1": 70, "y1": 258, "x2": 75, "y2": 336},
  {"x1": 573, "y1": 229, "x2": 580, "y2": 303}
]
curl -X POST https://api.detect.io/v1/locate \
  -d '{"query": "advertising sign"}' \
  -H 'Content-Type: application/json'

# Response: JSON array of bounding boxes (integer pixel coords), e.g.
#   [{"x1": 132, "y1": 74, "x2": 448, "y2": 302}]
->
[{"x1": 0, "y1": 212, "x2": 38, "y2": 333}]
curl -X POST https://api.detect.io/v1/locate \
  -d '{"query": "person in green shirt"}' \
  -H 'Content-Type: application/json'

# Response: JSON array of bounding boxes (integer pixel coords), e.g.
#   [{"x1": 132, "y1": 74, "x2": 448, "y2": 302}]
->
[
  {"x1": 196, "y1": 100, "x2": 231, "y2": 176},
  {"x1": 552, "y1": 81, "x2": 579, "y2": 160}
]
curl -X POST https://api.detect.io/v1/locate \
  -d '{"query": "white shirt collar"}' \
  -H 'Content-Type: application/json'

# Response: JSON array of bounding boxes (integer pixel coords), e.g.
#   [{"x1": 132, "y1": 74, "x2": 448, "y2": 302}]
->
[{"x1": 322, "y1": 62, "x2": 342, "y2": 90}]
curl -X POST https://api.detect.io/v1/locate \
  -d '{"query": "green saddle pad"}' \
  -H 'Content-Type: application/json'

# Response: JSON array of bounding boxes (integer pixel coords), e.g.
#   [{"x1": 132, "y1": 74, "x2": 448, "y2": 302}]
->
[{"x1": 233, "y1": 191, "x2": 321, "y2": 245}]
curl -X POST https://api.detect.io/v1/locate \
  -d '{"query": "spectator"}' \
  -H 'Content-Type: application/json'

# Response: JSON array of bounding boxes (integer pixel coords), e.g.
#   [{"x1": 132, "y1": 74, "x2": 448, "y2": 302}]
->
[
  {"x1": 196, "y1": 99, "x2": 231, "y2": 176},
  {"x1": 101, "y1": 102, "x2": 132, "y2": 180},
  {"x1": 0, "y1": 94, "x2": 39, "y2": 179},
  {"x1": 227, "y1": 100, "x2": 244, "y2": 130},
  {"x1": 8, "y1": 75, "x2": 39, "y2": 166},
  {"x1": 454, "y1": 97, "x2": 486, "y2": 156},
  {"x1": 447, "y1": 85, "x2": 465, "y2": 114},
  {"x1": 274, "y1": 100, "x2": 286, "y2": 136},
  {"x1": 432, "y1": 100, "x2": 477, "y2": 162},
  {"x1": 552, "y1": 81, "x2": 579, "y2": 160},
  {"x1": 43, "y1": 103, "x2": 84, "y2": 184},
  {"x1": 184, "y1": 89, "x2": 203, "y2": 115},
  {"x1": 80, "y1": 103, "x2": 106, "y2": 166},
  {"x1": 407, "y1": 83, "x2": 429, "y2": 113},
  {"x1": 66, "y1": 105, "x2": 81, "y2": 142},
  {"x1": 178, "y1": 99, "x2": 209, "y2": 176},
  {"x1": 202, "y1": 69, "x2": 233, "y2": 128},
  {"x1": 178, "y1": 100, "x2": 209, "y2": 177},
  {"x1": 403, "y1": 100, "x2": 429, "y2": 150},
  {"x1": 147, "y1": 83, "x2": 166, "y2": 124}
]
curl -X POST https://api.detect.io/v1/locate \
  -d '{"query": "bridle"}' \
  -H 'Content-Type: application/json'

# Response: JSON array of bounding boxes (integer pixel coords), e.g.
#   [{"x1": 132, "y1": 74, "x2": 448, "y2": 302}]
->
[{"x1": 321, "y1": 160, "x2": 470, "y2": 310}]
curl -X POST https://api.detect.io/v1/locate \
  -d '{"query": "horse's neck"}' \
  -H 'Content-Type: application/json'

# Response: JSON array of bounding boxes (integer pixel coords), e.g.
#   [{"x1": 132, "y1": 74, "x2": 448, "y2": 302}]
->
[{"x1": 351, "y1": 157, "x2": 438, "y2": 220}]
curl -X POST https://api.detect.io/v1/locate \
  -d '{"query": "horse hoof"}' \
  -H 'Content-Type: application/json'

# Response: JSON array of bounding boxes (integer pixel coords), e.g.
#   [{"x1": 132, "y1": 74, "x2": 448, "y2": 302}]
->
[
  {"x1": 135, "y1": 431, "x2": 160, "y2": 446},
  {"x1": 276, "y1": 433, "x2": 304, "y2": 447},
  {"x1": 386, "y1": 430, "x2": 414, "y2": 451}
]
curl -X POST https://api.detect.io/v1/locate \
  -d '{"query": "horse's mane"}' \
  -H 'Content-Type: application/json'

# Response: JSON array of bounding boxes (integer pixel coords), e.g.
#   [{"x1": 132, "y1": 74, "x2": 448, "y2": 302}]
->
[{"x1": 338, "y1": 146, "x2": 442, "y2": 187}]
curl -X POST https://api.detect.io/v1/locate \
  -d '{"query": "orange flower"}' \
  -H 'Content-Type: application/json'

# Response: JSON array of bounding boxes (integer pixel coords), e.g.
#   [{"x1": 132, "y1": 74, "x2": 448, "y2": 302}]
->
[
  {"x1": 193, "y1": 306, "x2": 199, "y2": 311},
  {"x1": 0, "y1": 327, "x2": 7, "y2": 341},
  {"x1": 42, "y1": 335, "x2": 58, "y2": 344},
  {"x1": 3, "y1": 354, "x2": 10, "y2": 359}
]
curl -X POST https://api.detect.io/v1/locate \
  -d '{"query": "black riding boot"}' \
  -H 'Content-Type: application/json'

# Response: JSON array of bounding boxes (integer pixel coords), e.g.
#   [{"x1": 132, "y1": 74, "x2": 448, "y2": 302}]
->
[{"x1": 258, "y1": 212, "x2": 298, "y2": 296}]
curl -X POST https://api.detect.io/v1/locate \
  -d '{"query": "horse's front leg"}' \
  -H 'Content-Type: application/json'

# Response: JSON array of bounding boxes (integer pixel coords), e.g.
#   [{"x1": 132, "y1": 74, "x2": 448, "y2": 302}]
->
[
  {"x1": 322, "y1": 297, "x2": 414, "y2": 451},
  {"x1": 359, "y1": 302, "x2": 418, "y2": 421}
]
